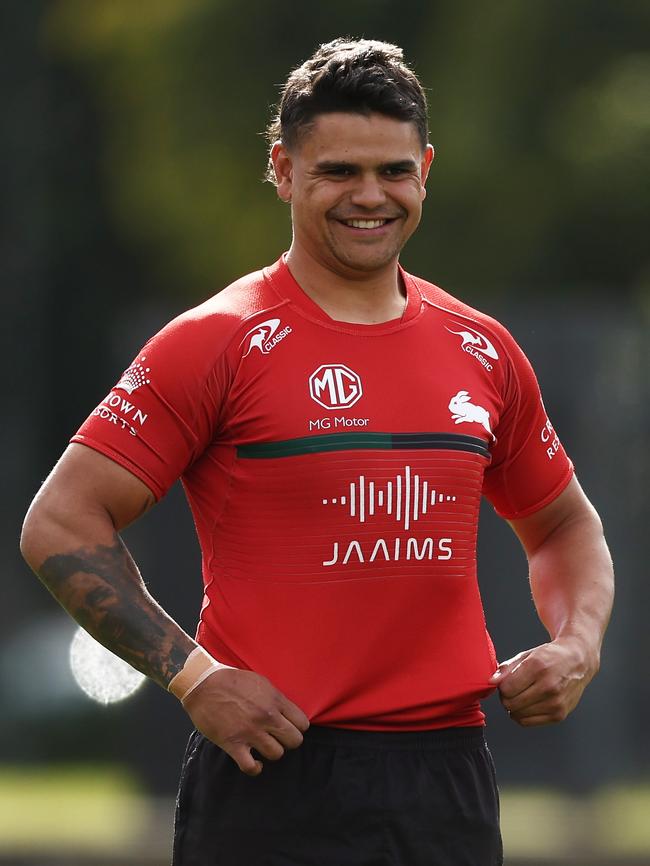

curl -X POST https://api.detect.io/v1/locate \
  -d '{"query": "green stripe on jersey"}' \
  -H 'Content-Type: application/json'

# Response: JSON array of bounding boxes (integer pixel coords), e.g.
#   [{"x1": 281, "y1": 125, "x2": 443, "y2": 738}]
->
[{"x1": 237, "y1": 432, "x2": 490, "y2": 459}]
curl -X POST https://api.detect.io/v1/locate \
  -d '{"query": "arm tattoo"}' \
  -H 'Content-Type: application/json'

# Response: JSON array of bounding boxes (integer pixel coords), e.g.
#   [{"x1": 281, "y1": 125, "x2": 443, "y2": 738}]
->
[{"x1": 38, "y1": 534, "x2": 193, "y2": 688}]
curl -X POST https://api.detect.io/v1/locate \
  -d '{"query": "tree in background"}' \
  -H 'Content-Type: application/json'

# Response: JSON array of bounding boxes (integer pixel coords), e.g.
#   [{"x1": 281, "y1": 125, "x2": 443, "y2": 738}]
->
[{"x1": 42, "y1": 0, "x2": 650, "y2": 302}]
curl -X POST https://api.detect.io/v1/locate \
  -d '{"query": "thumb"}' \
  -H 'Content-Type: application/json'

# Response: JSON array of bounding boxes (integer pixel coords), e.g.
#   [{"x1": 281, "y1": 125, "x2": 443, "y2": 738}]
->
[
  {"x1": 240, "y1": 756, "x2": 263, "y2": 777},
  {"x1": 489, "y1": 649, "x2": 534, "y2": 683},
  {"x1": 489, "y1": 663, "x2": 508, "y2": 685},
  {"x1": 231, "y1": 746, "x2": 263, "y2": 777}
]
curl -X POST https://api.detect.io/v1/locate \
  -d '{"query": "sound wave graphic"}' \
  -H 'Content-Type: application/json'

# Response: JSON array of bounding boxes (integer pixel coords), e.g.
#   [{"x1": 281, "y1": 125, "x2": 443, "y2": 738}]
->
[{"x1": 321, "y1": 466, "x2": 457, "y2": 531}]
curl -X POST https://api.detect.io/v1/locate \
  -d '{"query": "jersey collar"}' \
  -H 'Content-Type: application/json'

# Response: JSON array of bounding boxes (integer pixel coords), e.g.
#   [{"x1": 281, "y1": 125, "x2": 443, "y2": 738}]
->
[{"x1": 263, "y1": 254, "x2": 423, "y2": 334}]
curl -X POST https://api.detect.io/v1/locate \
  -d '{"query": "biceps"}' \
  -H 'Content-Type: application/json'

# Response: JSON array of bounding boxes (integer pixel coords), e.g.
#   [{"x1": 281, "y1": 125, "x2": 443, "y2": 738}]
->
[
  {"x1": 507, "y1": 476, "x2": 599, "y2": 554},
  {"x1": 30, "y1": 443, "x2": 155, "y2": 533}
]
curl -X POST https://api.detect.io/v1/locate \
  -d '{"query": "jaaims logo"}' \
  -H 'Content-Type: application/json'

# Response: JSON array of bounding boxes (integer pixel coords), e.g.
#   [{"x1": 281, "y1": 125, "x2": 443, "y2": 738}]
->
[
  {"x1": 241, "y1": 318, "x2": 292, "y2": 358},
  {"x1": 446, "y1": 322, "x2": 499, "y2": 371},
  {"x1": 320, "y1": 465, "x2": 457, "y2": 567},
  {"x1": 309, "y1": 364, "x2": 363, "y2": 410}
]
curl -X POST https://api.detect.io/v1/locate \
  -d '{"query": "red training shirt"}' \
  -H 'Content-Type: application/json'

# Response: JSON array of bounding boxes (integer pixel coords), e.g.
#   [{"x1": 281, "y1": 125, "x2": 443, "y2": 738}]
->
[{"x1": 72, "y1": 256, "x2": 574, "y2": 730}]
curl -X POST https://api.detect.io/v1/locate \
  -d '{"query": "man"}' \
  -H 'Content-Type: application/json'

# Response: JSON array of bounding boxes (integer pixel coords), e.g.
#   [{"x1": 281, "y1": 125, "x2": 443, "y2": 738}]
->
[{"x1": 21, "y1": 38, "x2": 613, "y2": 866}]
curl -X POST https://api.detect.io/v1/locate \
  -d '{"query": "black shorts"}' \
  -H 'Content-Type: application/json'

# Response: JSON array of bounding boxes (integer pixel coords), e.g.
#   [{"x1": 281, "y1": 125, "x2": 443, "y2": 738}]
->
[{"x1": 173, "y1": 724, "x2": 503, "y2": 866}]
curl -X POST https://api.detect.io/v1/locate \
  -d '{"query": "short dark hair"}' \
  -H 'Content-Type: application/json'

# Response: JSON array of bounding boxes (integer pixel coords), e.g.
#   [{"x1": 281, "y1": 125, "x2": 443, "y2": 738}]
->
[{"x1": 265, "y1": 38, "x2": 429, "y2": 183}]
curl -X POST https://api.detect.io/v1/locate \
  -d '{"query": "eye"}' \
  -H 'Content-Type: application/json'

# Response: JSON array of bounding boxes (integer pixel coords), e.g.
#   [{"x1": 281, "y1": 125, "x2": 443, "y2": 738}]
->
[
  {"x1": 325, "y1": 166, "x2": 354, "y2": 177},
  {"x1": 314, "y1": 163, "x2": 358, "y2": 179},
  {"x1": 383, "y1": 165, "x2": 411, "y2": 177}
]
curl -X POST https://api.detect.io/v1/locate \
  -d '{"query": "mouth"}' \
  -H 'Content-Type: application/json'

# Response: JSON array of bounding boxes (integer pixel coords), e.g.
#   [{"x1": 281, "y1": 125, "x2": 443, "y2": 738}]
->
[{"x1": 337, "y1": 217, "x2": 398, "y2": 230}]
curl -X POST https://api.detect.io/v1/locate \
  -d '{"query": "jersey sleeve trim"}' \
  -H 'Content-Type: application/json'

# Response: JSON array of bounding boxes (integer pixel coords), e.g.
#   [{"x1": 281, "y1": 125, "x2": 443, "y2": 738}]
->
[
  {"x1": 491, "y1": 464, "x2": 575, "y2": 520},
  {"x1": 71, "y1": 434, "x2": 165, "y2": 501}
]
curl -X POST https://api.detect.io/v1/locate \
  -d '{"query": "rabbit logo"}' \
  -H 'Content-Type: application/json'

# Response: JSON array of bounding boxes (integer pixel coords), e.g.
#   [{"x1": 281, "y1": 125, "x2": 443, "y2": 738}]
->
[{"x1": 448, "y1": 390, "x2": 495, "y2": 440}]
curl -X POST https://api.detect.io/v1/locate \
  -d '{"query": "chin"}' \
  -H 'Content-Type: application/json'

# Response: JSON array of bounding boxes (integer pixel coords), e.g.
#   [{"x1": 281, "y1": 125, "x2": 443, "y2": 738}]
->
[
  {"x1": 336, "y1": 250, "x2": 402, "y2": 273},
  {"x1": 327, "y1": 241, "x2": 398, "y2": 271}
]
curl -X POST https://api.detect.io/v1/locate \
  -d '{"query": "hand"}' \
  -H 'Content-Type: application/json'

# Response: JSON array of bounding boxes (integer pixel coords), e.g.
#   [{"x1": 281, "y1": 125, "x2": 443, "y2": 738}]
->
[
  {"x1": 181, "y1": 667, "x2": 310, "y2": 776},
  {"x1": 489, "y1": 638, "x2": 599, "y2": 726}
]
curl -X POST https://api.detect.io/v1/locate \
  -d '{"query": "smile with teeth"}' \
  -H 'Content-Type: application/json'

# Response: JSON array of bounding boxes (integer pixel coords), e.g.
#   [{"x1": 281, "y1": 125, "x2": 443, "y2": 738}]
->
[{"x1": 343, "y1": 218, "x2": 392, "y2": 229}]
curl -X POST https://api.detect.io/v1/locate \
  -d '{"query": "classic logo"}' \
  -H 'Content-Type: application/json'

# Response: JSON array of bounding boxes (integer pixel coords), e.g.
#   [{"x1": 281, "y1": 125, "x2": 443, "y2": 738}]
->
[
  {"x1": 309, "y1": 364, "x2": 363, "y2": 410},
  {"x1": 115, "y1": 356, "x2": 151, "y2": 395},
  {"x1": 446, "y1": 323, "x2": 499, "y2": 371},
  {"x1": 241, "y1": 318, "x2": 292, "y2": 357},
  {"x1": 448, "y1": 390, "x2": 494, "y2": 439}
]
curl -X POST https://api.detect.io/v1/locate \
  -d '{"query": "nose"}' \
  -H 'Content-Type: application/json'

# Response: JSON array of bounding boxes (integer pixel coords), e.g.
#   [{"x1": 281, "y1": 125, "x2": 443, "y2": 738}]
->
[{"x1": 349, "y1": 171, "x2": 387, "y2": 210}]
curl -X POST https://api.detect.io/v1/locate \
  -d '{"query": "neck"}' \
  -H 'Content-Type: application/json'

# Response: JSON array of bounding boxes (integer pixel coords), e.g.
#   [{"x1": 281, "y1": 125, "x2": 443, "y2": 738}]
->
[{"x1": 285, "y1": 245, "x2": 406, "y2": 325}]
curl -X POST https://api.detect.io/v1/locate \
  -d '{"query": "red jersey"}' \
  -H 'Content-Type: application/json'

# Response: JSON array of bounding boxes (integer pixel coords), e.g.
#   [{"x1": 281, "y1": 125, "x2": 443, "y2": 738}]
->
[{"x1": 72, "y1": 256, "x2": 573, "y2": 730}]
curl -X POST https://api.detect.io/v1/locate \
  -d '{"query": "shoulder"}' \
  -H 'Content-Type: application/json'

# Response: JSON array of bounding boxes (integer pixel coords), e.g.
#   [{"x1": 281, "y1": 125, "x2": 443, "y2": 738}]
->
[
  {"x1": 409, "y1": 272, "x2": 527, "y2": 365},
  {"x1": 144, "y1": 263, "x2": 289, "y2": 367},
  {"x1": 166, "y1": 266, "x2": 284, "y2": 340}
]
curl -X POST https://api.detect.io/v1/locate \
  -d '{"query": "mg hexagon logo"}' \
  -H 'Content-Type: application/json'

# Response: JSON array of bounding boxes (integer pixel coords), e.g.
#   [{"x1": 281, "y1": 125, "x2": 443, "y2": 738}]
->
[{"x1": 309, "y1": 364, "x2": 363, "y2": 410}]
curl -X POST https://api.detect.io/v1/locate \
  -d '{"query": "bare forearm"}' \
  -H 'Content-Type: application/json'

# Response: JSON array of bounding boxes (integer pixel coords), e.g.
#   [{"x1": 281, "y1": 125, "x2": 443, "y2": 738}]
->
[
  {"x1": 529, "y1": 509, "x2": 614, "y2": 662},
  {"x1": 22, "y1": 509, "x2": 312, "y2": 777},
  {"x1": 23, "y1": 522, "x2": 195, "y2": 689},
  {"x1": 496, "y1": 481, "x2": 614, "y2": 724}
]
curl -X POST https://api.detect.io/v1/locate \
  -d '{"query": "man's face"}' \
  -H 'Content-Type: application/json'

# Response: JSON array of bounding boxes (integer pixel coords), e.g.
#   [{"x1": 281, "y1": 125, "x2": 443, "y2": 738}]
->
[{"x1": 272, "y1": 112, "x2": 434, "y2": 277}]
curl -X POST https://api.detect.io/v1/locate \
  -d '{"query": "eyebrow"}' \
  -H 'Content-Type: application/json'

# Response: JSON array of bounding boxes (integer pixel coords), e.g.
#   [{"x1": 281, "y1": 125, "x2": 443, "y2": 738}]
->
[{"x1": 314, "y1": 159, "x2": 419, "y2": 172}]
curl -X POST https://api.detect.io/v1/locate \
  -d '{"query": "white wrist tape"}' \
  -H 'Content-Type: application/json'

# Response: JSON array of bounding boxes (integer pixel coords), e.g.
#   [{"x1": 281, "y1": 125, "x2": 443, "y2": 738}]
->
[{"x1": 167, "y1": 646, "x2": 231, "y2": 704}]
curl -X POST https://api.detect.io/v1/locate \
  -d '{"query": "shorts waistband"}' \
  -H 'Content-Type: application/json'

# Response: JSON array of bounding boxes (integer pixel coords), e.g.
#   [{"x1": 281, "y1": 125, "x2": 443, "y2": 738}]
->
[{"x1": 303, "y1": 724, "x2": 485, "y2": 752}]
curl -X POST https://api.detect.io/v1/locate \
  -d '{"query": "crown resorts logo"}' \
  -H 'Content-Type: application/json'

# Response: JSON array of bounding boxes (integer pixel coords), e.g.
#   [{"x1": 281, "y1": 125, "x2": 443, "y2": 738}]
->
[{"x1": 115, "y1": 357, "x2": 151, "y2": 395}]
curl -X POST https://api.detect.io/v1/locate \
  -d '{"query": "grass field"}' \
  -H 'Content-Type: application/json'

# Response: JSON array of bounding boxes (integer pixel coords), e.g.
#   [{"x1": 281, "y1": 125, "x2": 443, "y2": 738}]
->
[{"x1": 0, "y1": 765, "x2": 155, "y2": 854}]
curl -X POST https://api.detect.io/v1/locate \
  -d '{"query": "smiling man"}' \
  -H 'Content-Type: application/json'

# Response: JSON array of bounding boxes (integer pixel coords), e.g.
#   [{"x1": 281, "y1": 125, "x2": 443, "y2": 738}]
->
[
  {"x1": 277, "y1": 110, "x2": 430, "y2": 262},
  {"x1": 21, "y1": 39, "x2": 613, "y2": 866}
]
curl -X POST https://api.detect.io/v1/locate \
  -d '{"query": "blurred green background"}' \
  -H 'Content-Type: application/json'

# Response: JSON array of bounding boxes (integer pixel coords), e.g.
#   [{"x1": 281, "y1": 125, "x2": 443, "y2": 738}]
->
[{"x1": 3, "y1": 1, "x2": 649, "y2": 863}]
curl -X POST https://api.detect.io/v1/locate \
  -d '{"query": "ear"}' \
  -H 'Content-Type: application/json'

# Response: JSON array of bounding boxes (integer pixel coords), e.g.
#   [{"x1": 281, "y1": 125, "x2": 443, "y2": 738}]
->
[
  {"x1": 420, "y1": 144, "x2": 435, "y2": 199},
  {"x1": 270, "y1": 141, "x2": 293, "y2": 203}
]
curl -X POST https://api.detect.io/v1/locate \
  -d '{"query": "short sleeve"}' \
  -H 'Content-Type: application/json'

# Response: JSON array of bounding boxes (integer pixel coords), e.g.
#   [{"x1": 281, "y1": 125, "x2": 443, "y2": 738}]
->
[
  {"x1": 71, "y1": 311, "x2": 232, "y2": 500},
  {"x1": 482, "y1": 328, "x2": 574, "y2": 519}
]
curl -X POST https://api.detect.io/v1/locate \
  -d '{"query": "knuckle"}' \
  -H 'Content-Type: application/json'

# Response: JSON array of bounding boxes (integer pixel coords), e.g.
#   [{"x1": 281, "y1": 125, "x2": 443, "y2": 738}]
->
[
  {"x1": 546, "y1": 680, "x2": 562, "y2": 698},
  {"x1": 223, "y1": 733, "x2": 251, "y2": 754},
  {"x1": 264, "y1": 742, "x2": 285, "y2": 761},
  {"x1": 222, "y1": 733, "x2": 240, "y2": 749},
  {"x1": 524, "y1": 653, "x2": 543, "y2": 672},
  {"x1": 255, "y1": 706, "x2": 272, "y2": 721},
  {"x1": 546, "y1": 695, "x2": 566, "y2": 716},
  {"x1": 282, "y1": 734, "x2": 303, "y2": 751}
]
